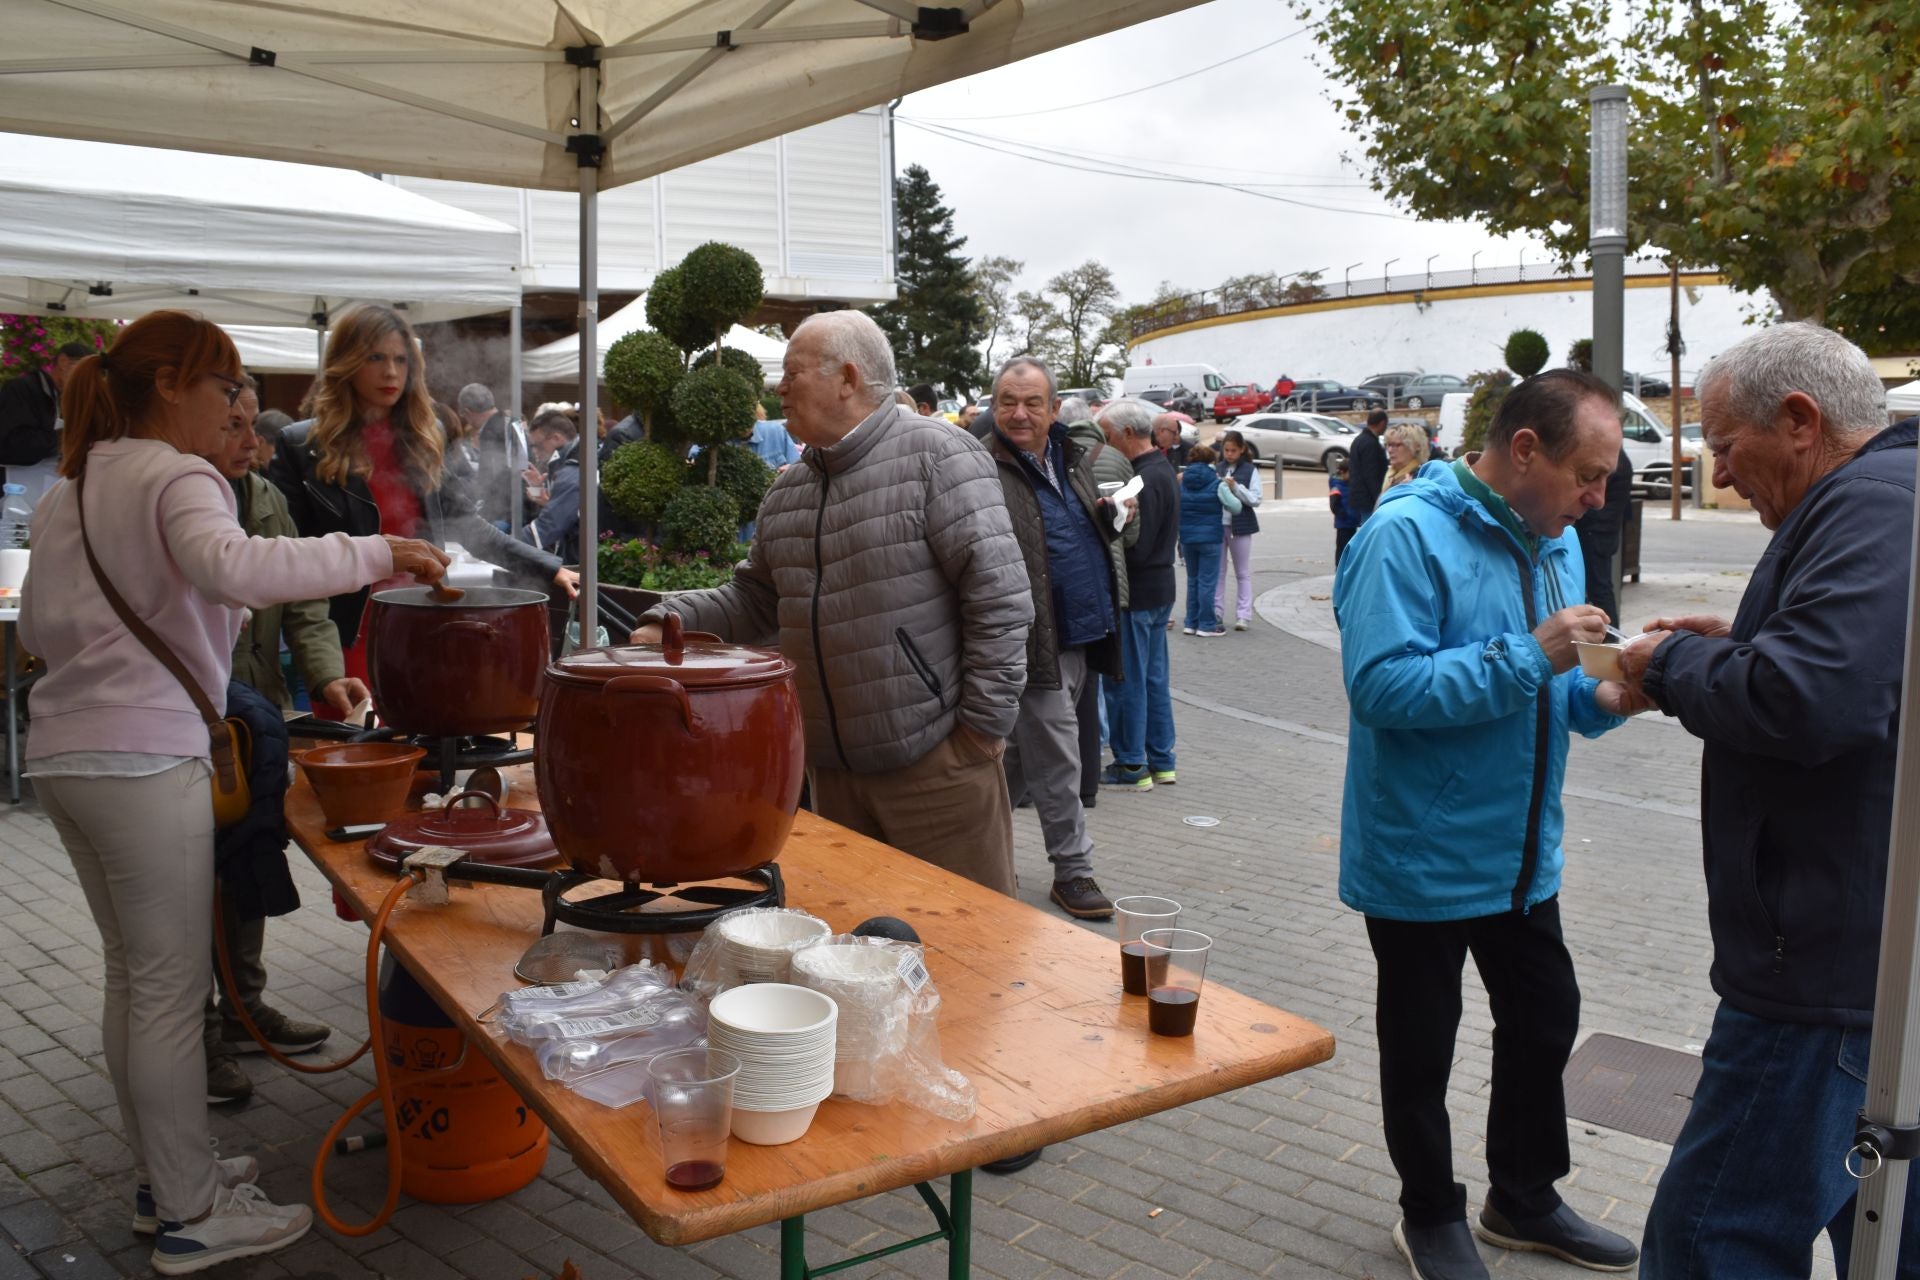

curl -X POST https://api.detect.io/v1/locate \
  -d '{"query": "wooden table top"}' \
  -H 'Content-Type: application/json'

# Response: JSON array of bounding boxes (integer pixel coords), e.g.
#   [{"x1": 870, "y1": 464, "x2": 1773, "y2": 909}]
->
[{"x1": 287, "y1": 770, "x2": 1334, "y2": 1246}]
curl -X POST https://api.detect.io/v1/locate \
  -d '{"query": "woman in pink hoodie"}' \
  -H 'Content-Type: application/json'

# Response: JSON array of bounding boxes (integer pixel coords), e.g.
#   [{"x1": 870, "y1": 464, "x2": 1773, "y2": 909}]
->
[{"x1": 20, "y1": 311, "x2": 446, "y2": 1276}]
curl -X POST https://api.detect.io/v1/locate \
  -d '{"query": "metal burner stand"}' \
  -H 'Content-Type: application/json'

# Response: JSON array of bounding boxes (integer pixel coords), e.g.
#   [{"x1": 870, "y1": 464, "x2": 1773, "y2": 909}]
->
[
  {"x1": 409, "y1": 858, "x2": 785, "y2": 935},
  {"x1": 350, "y1": 725, "x2": 536, "y2": 792}
]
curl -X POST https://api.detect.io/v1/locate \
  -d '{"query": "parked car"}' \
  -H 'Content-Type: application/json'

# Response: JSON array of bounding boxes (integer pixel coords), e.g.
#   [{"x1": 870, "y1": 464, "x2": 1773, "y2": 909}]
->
[
  {"x1": 1232, "y1": 412, "x2": 1353, "y2": 473},
  {"x1": 1625, "y1": 372, "x2": 1672, "y2": 398},
  {"x1": 1397, "y1": 373, "x2": 1469, "y2": 408},
  {"x1": 1282, "y1": 379, "x2": 1385, "y2": 411},
  {"x1": 1057, "y1": 386, "x2": 1107, "y2": 407},
  {"x1": 1209, "y1": 383, "x2": 1272, "y2": 422},
  {"x1": 1619, "y1": 392, "x2": 1701, "y2": 495},
  {"x1": 1139, "y1": 384, "x2": 1207, "y2": 419},
  {"x1": 1359, "y1": 371, "x2": 1421, "y2": 398}
]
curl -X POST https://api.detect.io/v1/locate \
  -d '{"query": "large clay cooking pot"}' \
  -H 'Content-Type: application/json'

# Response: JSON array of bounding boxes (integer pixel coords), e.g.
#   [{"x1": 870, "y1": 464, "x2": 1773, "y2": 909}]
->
[
  {"x1": 536, "y1": 614, "x2": 804, "y2": 884},
  {"x1": 366, "y1": 586, "x2": 550, "y2": 737}
]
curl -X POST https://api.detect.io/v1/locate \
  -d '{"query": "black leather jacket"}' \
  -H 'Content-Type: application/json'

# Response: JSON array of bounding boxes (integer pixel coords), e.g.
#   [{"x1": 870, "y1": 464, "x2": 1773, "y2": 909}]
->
[{"x1": 266, "y1": 421, "x2": 562, "y2": 645}]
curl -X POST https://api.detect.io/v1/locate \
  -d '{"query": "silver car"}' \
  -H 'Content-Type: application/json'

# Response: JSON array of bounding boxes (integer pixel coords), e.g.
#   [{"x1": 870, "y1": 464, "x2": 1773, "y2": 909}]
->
[{"x1": 1231, "y1": 412, "x2": 1353, "y2": 473}]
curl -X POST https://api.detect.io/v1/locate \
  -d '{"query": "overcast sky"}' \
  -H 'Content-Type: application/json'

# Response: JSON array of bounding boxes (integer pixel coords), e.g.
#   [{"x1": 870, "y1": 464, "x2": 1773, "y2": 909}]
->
[{"x1": 894, "y1": 0, "x2": 1554, "y2": 307}]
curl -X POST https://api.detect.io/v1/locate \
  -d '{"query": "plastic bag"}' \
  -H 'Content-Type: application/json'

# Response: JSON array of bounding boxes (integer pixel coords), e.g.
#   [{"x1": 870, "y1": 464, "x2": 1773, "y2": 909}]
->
[
  {"x1": 678, "y1": 906, "x2": 832, "y2": 998},
  {"x1": 495, "y1": 961, "x2": 675, "y2": 1041},
  {"x1": 789, "y1": 934, "x2": 975, "y2": 1121}
]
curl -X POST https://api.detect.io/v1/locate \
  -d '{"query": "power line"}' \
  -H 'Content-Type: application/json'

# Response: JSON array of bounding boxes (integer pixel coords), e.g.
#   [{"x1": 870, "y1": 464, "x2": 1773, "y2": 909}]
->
[
  {"x1": 896, "y1": 117, "x2": 1415, "y2": 221},
  {"x1": 907, "y1": 25, "x2": 1314, "y2": 123}
]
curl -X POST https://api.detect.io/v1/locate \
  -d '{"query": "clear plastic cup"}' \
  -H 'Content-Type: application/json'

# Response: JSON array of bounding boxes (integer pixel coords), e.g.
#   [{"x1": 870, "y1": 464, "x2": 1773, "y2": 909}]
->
[
  {"x1": 648, "y1": 1047, "x2": 740, "y2": 1191},
  {"x1": 1139, "y1": 928, "x2": 1212, "y2": 1038},
  {"x1": 1114, "y1": 896, "x2": 1181, "y2": 996}
]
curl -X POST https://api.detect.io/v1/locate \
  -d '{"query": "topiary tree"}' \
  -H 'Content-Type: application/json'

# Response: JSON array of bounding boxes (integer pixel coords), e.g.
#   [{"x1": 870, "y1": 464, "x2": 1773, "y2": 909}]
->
[
  {"x1": 644, "y1": 266, "x2": 712, "y2": 355},
  {"x1": 603, "y1": 329, "x2": 687, "y2": 441},
  {"x1": 659, "y1": 485, "x2": 741, "y2": 559},
  {"x1": 704, "y1": 442, "x2": 776, "y2": 525},
  {"x1": 671, "y1": 364, "x2": 760, "y2": 485},
  {"x1": 691, "y1": 345, "x2": 766, "y2": 388},
  {"x1": 1461, "y1": 369, "x2": 1515, "y2": 455},
  {"x1": 1566, "y1": 337, "x2": 1594, "y2": 373},
  {"x1": 1504, "y1": 328, "x2": 1549, "y2": 378},
  {"x1": 600, "y1": 440, "x2": 686, "y2": 526},
  {"x1": 680, "y1": 241, "x2": 765, "y2": 350}
]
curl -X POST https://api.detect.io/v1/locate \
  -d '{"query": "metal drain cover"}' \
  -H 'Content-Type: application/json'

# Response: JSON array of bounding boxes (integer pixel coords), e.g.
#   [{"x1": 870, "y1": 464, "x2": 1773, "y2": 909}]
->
[
  {"x1": 1563, "y1": 1033, "x2": 1701, "y2": 1145},
  {"x1": 1182, "y1": 816, "x2": 1220, "y2": 828}
]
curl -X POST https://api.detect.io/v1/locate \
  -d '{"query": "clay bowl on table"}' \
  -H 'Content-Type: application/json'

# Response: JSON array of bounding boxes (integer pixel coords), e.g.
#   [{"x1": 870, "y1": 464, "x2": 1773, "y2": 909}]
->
[{"x1": 297, "y1": 743, "x2": 427, "y2": 827}]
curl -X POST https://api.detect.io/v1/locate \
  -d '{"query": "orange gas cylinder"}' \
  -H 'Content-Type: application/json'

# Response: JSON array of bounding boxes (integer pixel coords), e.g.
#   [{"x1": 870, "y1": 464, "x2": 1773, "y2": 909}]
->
[{"x1": 377, "y1": 955, "x2": 547, "y2": 1203}]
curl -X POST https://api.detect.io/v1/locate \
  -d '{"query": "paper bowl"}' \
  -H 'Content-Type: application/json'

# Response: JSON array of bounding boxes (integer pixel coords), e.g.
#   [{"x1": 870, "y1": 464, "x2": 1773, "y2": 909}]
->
[
  {"x1": 730, "y1": 1100, "x2": 821, "y2": 1145},
  {"x1": 1575, "y1": 641, "x2": 1625, "y2": 681},
  {"x1": 717, "y1": 912, "x2": 832, "y2": 983},
  {"x1": 710, "y1": 983, "x2": 838, "y2": 1037}
]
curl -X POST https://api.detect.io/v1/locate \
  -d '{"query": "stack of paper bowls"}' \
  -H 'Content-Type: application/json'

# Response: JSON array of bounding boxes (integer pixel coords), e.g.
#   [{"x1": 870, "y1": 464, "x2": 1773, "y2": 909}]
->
[
  {"x1": 791, "y1": 943, "x2": 911, "y2": 1098},
  {"x1": 707, "y1": 984, "x2": 837, "y2": 1144},
  {"x1": 717, "y1": 910, "x2": 833, "y2": 984}
]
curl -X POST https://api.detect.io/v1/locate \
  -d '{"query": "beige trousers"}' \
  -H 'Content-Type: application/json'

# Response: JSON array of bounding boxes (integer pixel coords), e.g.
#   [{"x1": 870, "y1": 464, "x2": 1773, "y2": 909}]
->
[
  {"x1": 37, "y1": 762, "x2": 222, "y2": 1222},
  {"x1": 807, "y1": 729, "x2": 1017, "y2": 897}
]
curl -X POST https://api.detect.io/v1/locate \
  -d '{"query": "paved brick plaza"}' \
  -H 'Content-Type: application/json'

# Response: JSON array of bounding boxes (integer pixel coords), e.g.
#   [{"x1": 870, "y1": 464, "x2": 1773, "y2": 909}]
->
[{"x1": 1, "y1": 496, "x2": 1794, "y2": 1279}]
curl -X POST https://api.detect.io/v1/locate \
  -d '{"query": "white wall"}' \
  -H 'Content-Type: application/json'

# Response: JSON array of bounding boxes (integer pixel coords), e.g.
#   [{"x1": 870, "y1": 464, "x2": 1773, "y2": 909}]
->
[
  {"x1": 1131, "y1": 275, "x2": 1766, "y2": 387},
  {"x1": 390, "y1": 109, "x2": 895, "y2": 304}
]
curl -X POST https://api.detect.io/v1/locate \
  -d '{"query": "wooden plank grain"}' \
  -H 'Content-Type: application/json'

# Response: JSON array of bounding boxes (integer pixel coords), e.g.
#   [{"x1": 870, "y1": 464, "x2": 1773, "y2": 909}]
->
[{"x1": 287, "y1": 771, "x2": 1334, "y2": 1245}]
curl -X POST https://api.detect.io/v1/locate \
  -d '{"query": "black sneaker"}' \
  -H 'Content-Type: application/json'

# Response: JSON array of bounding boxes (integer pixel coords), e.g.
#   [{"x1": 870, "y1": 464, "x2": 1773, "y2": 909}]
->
[
  {"x1": 1049, "y1": 877, "x2": 1114, "y2": 920},
  {"x1": 1474, "y1": 1204, "x2": 1638, "y2": 1272},
  {"x1": 1393, "y1": 1220, "x2": 1489, "y2": 1280},
  {"x1": 205, "y1": 1055, "x2": 253, "y2": 1105},
  {"x1": 221, "y1": 1006, "x2": 331, "y2": 1056}
]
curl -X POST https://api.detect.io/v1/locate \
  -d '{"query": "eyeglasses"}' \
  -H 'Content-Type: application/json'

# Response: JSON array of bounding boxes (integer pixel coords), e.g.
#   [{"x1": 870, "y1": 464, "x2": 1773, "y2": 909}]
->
[{"x1": 208, "y1": 373, "x2": 247, "y2": 406}]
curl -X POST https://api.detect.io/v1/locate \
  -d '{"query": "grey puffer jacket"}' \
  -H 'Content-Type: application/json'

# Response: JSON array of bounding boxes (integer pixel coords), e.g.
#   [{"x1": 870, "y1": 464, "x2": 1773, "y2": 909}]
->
[{"x1": 644, "y1": 403, "x2": 1033, "y2": 774}]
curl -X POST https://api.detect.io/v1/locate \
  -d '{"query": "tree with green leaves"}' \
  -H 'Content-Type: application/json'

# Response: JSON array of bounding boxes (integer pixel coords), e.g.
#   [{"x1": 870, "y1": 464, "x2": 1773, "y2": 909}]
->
[
  {"x1": 1040, "y1": 260, "x2": 1126, "y2": 388},
  {"x1": 872, "y1": 164, "x2": 986, "y2": 396},
  {"x1": 1299, "y1": 0, "x2": 1920, "y2": 323},
  {"x1": 1505, "y1": 328, "x2": 1550, "y2": 377},
  {"x1": 973, "y1": 254, "x2": 1023, "y2": 371}
]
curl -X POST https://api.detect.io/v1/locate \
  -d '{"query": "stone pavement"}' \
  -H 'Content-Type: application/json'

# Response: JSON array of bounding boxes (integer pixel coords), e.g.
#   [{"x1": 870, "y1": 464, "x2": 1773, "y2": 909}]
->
[{"x1": 1, "y1": 489, "x2": 1812, "y2": 1280}]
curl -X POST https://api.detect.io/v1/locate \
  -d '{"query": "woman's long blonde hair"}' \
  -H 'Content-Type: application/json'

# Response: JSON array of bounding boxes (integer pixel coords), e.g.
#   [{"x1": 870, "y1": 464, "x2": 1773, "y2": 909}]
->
[{"x1": 306, "y1": 305, "x2": 444, "y2": 488}]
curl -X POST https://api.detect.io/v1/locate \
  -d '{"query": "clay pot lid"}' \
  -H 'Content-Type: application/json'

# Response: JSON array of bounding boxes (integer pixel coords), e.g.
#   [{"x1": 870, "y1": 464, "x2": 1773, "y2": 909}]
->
[
  {"x1": 371, "y1": 585, "x2": 550, "y2": 609},
  {"x1": 366, "y1": 791, "x2": 559, "y2": 870},
  {"x1": 548, "y1": 613, "x2": 792, "y2": 689}
]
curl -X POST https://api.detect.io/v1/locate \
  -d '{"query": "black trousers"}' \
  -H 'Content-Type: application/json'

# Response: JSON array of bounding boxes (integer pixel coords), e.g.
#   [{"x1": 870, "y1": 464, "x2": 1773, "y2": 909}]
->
[
  {"x1": 1334, "y1": 525, "x2": 1356, "y2": 563},
  {"x1": 1364, "y1": 898, "x2": 1581, "y2": 1228}
]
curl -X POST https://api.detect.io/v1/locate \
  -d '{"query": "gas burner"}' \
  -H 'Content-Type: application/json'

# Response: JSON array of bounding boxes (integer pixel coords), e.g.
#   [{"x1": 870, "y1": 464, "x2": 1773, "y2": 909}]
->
[
  {"x1": 349, "y1": 725, "x2": 535, "y2": 791},
  {"x1": 413, "y1": 858, "x2": 785, "y2": 937}
]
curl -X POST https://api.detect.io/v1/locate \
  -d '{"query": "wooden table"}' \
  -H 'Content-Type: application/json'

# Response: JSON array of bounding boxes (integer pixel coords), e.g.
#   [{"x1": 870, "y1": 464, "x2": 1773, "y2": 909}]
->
[{"x1": 287, "y1": 769, "x2": 1333, "y2": 1275}]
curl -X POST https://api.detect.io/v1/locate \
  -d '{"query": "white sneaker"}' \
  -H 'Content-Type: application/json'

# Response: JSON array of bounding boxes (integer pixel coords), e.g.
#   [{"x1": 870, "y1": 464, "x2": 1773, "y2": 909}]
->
[
  {"x1": 1233, "y1": 619, "x2": 1249, "y2": 631},
  {"x1": 133, "y1": 1153, "x2": 260, "y2": 1233},
  {"x1": 150, "y1": 1182, "x2": 311, "y2": 1274}
]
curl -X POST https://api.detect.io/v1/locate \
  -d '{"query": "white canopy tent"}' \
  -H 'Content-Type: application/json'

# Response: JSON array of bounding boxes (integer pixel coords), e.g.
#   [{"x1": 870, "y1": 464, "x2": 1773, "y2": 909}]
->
[
  {"x1": 1891, "y1": 380, "x2": 1920, "y2": 416},
  {"x1": 0, "y1": 0, "x2": 1208, "y2": 691},
  {"x1": 225, "y1": 325, "x2": 327, "y2": 374},
  {"x1": 0, "y1": 130, "x2": 521, "y2": 328},
  {"x1": 522, "y1": 297, "x2": 785, "y2": 383}
]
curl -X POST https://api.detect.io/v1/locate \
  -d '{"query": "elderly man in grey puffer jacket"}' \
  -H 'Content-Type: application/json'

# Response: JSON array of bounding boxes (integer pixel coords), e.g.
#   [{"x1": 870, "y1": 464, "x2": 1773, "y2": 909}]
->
[{"x1": 633, "y1": 311, "x2": 1034, "y2": 894}]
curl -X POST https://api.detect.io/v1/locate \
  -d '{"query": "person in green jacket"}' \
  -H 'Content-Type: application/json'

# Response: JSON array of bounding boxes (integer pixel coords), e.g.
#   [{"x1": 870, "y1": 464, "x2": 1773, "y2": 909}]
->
[{"x1": 200, "y1": 383, "x2": 363, "y2": 1104}]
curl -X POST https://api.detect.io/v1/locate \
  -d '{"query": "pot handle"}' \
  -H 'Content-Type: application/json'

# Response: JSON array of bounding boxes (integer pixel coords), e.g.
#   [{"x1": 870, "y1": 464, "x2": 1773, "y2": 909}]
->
[
  {"x1": 440, "y1": 790, "x2": 500, "y2": 817},
  {"x1": 602, "y1": 674, "x2": 701, "y2": 737},
  {"x1": 442, "y1": 620, "x2": 495, "y2": 638},
  {"x1": 658, "y1": 612, "x2": 722, "y2": 665}
]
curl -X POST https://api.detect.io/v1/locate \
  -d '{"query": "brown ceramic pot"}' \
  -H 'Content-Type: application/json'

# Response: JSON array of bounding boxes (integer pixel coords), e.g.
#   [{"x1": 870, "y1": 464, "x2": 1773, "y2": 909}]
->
[
  {"x1": 298, "y1": 743, "x2": 427, "y2": 827},
  {"x1": 536, "y1": 614, "x2": 804, "y2": 884},
  {"x1": 366, "y1": 586, "x2": 550, "y2": 737}
]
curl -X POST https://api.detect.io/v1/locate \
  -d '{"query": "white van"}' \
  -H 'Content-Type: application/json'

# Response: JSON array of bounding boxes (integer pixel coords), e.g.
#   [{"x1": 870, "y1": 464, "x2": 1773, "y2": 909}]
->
[{"x1": 1123, "y1": 363, "x2": 1229, "y2": 412}]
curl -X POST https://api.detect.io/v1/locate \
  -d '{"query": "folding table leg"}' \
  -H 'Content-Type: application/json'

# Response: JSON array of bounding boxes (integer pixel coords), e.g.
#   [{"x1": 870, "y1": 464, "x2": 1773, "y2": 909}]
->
[
  {"x1": 948, "y1": 1169, "x2": 972, "y2": 1280},
  {"x1": 781, "y1": 1214, "x2": 807, "y2": 1280}
]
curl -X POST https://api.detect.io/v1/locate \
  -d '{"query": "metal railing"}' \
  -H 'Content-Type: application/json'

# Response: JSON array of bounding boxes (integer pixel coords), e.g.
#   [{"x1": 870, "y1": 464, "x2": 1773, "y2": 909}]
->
[{"x1": 1129, "y1": 256, "x2": 1680, "y2": 341}]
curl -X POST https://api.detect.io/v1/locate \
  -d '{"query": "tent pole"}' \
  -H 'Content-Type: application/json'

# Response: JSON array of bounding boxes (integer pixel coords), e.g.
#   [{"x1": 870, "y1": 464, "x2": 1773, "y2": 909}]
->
[
  {"x1": 1850, "y1": 441, "x2": 1920, "y2": 1271},
  {"x1": 576, "y1": 61, "x2": 601, "y2": 644},
  {"x1": 509, "y1": 302, "x2": 524, "y2": 536}
]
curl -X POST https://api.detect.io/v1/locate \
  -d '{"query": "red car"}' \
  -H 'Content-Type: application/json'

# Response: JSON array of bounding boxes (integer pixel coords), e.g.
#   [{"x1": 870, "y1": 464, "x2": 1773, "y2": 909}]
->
[{"x1": 1210, "y1": 383, "x2": 1271, "y2": 422}]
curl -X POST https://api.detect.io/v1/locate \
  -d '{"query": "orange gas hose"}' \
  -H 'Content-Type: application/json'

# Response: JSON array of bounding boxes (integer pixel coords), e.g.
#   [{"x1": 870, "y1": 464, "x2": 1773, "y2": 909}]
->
[{"x1": 213, "y1": 886, "x2": 372, "y2": 1075}]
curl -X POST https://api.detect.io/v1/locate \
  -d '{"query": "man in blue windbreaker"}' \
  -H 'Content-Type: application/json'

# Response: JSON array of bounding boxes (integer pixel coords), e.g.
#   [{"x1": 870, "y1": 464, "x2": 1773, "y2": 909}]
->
[{"x1": 1333, "y1": 369, "x2": 1646, "y2": 1280}]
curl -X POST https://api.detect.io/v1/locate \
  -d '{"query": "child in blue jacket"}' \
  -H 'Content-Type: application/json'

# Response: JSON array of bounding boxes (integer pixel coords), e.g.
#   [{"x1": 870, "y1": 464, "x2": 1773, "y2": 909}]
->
[
  {"x1": 1178, "y1": 444, "x2": 1226, "y2": 635},
  {"x1": 1330, "y1": 458, "x2": 1361, "y2": 563}
]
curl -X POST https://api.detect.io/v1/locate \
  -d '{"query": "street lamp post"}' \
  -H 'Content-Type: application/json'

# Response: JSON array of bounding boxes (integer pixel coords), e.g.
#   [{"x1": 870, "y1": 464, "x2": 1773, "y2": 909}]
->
[
  {"x1": 1344, "y1": 262, "x2": 1363, "y2": 297},
  {"x1": 1383, "y1": 258, "x2": 1399, "y2": 293},
  {"x1": 1425, "y1": 254, "x2": 1439, "y2": 290},
  {"x1": 1517, "y1": 247, "x2": 1528, "y2": 282},
  {"x1": 1590, "y1": 83, "x2": 1629, "y2": 395},
  {"x1": 1470, "y1": 250, "x2": 1482, "y2": 285}
]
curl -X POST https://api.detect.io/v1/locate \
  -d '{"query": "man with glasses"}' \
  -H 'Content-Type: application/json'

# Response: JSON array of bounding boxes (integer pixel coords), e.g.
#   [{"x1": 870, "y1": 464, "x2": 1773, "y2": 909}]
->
[
  {"x1": 1334, "y1": 369, "x2": 1645, "y2": 1280},
  {"x1": 985, "y1": 356, "x2": 1128, "y2": 921}
]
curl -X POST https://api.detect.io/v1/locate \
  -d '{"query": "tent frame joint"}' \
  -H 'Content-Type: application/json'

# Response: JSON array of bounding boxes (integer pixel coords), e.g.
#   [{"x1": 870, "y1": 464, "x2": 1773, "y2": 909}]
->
[
  {"x1": 716, "y1": 29, "x2": 735, "y2": 48},
  {"x1": 1855, "y1": 1112, "x2": 1920, "y2": 1164},
  {"x1": 913, "y1": 7, "x2": 969, "y2": 39},
  {"x1": 564, "y1": 45, "x2": 601, "y2": 68},
  {"x1": 249, "y1": 46, "x2": 276, "y2": 67},
  {"x1": 567, "y1": 134, "x2": 605, "y2": 168}
]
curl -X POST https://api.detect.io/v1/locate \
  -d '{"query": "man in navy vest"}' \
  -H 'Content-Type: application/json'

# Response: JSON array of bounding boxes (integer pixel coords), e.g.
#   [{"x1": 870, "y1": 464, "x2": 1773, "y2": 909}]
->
[{"x1": 985, "y1": 356, "x2": 1127, "y2": 922}]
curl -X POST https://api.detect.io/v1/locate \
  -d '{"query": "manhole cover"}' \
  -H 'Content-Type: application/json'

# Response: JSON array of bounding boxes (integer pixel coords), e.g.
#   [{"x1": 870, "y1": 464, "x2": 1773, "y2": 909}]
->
[
  {"x1": 1183, "y1": 816, "x2": 1220, "y2": 828},
  {"x1": 1563, "y1": 1033, "x2": 1701, "y2": 1145}
]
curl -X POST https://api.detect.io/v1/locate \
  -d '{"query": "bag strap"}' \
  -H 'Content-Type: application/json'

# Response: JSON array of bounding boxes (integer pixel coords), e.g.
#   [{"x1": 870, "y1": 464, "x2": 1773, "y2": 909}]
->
[{"x1": 75, "y1": 470, "x2": 223, "y2": 729}]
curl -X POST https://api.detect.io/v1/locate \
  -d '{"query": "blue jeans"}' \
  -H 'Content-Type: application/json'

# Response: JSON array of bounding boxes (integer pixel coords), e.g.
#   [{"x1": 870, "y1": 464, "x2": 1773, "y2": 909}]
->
[
  {"x1": 1183, "y1": 542, "x2": 1222, "y2": 632},
  {"x1": 1642, "y1": 1001, "x2": 1920, "y2": 1278},
  {"x1": 1109, "y1": 604, "x2": 1175, "y2": 772}
]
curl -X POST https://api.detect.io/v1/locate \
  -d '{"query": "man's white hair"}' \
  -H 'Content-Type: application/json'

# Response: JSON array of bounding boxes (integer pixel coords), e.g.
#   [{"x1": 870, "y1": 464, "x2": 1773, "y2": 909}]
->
[
  {"x1": 795, "y1": 310, "x2": 895, "y2": 406},
  {"x1": 456, "y1": 382, "x2": 495, "y2": 415},
  {"x1": 1097, "y1": 398, "x2": 1156, "y2": 438},
  {"x1": 1057, "y1": 396, "x2": 1093, "y2": 424},
  {"x1": 1698, "y1": 321, "x2": 1886, "y2": 434}
]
